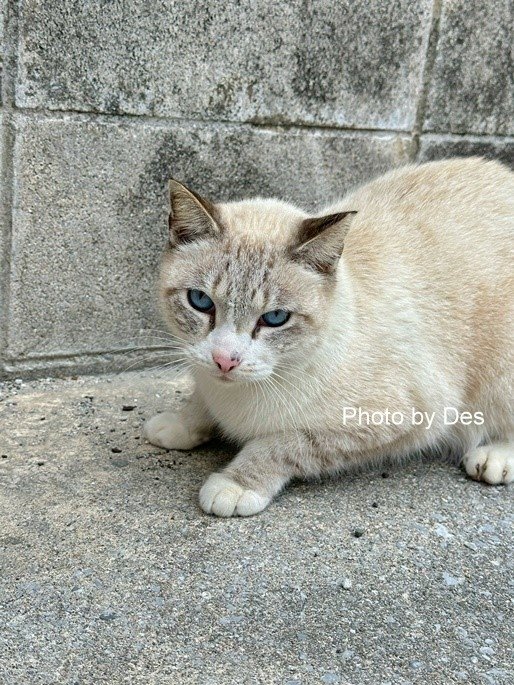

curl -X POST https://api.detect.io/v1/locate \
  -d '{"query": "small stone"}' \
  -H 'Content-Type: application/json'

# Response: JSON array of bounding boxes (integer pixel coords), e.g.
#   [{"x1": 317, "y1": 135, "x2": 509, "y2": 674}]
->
[
  {"x1": 99, "y1": 610, "x2": 117, "y2": 621},
  {"x1": 321, "y1": 673, "x2": 340, "y2": 684},
  {"x1": 341, "y1": 578, "x2": 352, "y2": 590},
  {"x1": 410, "y1": 661, "x2": 424, "y2": 669},
  {"x1": 479, "y1": 646, "x2": 494, "y2": 657},
  {"x1": 442, "y1": 571, "x2": 464, "y2": 586},
  {"x1": 122, "y1": 405, "x2": 136, "y2": 412},
  {"x1": 111, "y1": 447, "x2": 122, "y2": 454},
  {"x1": 111, "y1": 459, "x2": 128, "y2": 468},
  {"x1": 219, "y1": 614, "x2": 244, "y2": 625},
  {"x1": 480, "y1": 524, "x2": 495, "y2": 534},
  {"x1": 352, "y1": 529, "x2": 364, "y2": 538},
  {"x1": 435, "y1": 524, "x2": 453, "y2": 539}
]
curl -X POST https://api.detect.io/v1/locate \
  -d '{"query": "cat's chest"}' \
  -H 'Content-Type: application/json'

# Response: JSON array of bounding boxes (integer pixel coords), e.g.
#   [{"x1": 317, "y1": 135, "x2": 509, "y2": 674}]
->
[{"x1": 198, "y1": 379, "x2": 309, "y2": 442}]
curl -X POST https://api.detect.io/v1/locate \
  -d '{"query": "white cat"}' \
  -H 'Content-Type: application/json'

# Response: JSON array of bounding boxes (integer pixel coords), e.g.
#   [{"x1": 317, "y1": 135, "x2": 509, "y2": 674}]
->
[{"x1": 144, "y1": 157, "x2": 514, "y2": 516}]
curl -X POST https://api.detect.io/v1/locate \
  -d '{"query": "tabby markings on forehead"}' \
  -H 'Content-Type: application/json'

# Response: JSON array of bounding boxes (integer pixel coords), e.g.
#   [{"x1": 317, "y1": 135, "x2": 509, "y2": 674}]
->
[{"x1": 211, "y1": 270, "x2": 224, "y2": 292}]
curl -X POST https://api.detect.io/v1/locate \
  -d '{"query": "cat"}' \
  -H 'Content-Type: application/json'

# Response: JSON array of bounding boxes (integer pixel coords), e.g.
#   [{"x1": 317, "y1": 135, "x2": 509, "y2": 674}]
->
[{"x1": 144, "y1": 157, "x2": 514, "y2": 517}]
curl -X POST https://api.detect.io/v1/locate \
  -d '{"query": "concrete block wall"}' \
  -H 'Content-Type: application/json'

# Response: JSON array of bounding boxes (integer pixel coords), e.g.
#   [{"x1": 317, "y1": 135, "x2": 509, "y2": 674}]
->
[{"x1": 0, "y1": 1, "x2": 512, "y2": 378}]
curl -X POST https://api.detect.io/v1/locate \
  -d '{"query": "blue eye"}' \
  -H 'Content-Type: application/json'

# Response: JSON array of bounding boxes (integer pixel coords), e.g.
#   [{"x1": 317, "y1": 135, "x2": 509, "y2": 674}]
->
[
  {"x1": 260, "y1": 309, "x2": 290, "y2": 327},
  {"x1": 187, "y1": 289, "x2": 215, "y2": 313}
]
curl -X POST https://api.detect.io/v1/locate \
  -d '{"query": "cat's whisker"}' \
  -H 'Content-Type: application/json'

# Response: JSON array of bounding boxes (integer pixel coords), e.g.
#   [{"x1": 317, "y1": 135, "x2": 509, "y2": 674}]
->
[
  {"x1": 128, "y1": 336, "x2": 187, "y2": 350},
  {"x1": 119, "y1": 352, "x2": 190, "y2": 375},
  {"x1": 271, "y1": 370, "x2": 312, "y2": 429},
  {"x1": 130, "y1": 333, "x2": 185, "y2": 343},
  {"x1": 249, "y1": 375, "x2": 262, "y2": 437},
  {"x1": 139, "y1": 328, "x2": 191, "y2": 344},
  {"x1": 103, "y1": 335, "x2": 183, "y2": 349},
  {"x1": 269, "y1": 377, "x2": 309, "y2": 463},
  {"x1": 276, "y1": 362, "x2": 320, "y2": 395},
  {"x1": 145, "y1": 359, "x2": 192, "y2": 378},
  {"x1": 265, "y1": 374, "x2": 302, "y2": 440},
  {"x1": 124, "y1": 347, "x2": 187, "y2": 359},
  {"x1": 118, "y1": 355, "x2": 176, "y2": 375},
  {"x1": 261, "y1": 376, "x2": 289, "y2": 438},
  {"x1": 269, "y1": 372, "x2": 314, "y2": 461}
]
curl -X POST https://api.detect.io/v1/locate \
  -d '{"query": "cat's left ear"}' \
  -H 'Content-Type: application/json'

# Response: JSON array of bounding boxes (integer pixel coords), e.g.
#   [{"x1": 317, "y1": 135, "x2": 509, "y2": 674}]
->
[{"x1": 290, "y1": 211, "x2": 357, "y2": 274}]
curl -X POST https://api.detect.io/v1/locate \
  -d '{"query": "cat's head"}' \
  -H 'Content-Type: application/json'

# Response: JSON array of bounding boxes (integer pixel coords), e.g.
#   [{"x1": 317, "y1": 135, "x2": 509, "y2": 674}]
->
[{"x1": 158, "y1": 180, "x2": 355, "y2": 385}]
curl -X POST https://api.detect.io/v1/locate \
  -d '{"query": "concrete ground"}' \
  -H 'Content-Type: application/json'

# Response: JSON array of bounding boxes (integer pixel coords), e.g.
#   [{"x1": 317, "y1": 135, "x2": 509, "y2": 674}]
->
[{"x1": 0, "y1": 371, "x2": 512, "y2": 685}]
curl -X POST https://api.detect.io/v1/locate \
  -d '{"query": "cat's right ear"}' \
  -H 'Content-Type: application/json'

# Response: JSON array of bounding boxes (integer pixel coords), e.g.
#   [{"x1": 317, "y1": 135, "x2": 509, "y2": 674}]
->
[
  {"x1": 168, "y1": 179, "x2": 221, "y2": 247},
  {"x1": 290, "y1": 211, "x2": 357, "y2": 274}
]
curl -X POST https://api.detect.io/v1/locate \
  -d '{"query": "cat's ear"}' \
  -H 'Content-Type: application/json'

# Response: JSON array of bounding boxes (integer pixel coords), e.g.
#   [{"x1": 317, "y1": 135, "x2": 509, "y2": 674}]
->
[
  {"x1": 290, "y1": 211, "x2": 357, "y2": 274},
  {"x1": 168, "y1": 179, "x2": 221, "y2": 246}
]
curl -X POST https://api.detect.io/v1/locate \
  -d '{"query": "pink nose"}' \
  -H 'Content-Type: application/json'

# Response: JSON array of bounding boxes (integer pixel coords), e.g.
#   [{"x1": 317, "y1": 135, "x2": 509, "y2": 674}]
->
[{"x1": 212, "y1": 350, "x2": 241, "y2": 374}]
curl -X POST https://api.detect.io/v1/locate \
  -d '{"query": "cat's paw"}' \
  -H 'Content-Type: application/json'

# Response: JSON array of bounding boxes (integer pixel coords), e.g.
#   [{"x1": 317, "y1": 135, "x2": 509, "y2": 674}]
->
[
  {"x1": 199, "y1": 473, "x2": 271, "y2": 517},
  {"x1": 143, "y1": 412, "x2": 210, "y2": 450},
  {"x1": 463, "y1": 444, "x2": 514, "y2": 484}
]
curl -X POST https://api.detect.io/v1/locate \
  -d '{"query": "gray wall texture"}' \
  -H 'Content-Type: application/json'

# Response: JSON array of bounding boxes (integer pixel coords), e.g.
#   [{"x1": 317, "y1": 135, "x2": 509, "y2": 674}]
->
[{"x1": 0, "y1": 0, "x2": 513, "y2": 378}]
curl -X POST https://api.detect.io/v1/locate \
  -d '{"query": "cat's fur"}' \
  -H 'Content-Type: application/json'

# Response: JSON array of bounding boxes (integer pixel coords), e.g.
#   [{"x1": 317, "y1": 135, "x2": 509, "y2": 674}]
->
[{"x1": 144, "y1": 157, "x2": 514, "y2": 516}]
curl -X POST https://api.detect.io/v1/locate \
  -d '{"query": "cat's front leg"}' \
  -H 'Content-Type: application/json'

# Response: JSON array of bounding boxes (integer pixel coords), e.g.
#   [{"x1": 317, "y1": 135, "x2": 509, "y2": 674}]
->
[
  {"x1": 200, "y1": 431, "x2": 333, "y2": 517},
  {"x1": 144, "y1": 391, "x2": 213, "y2": 450}
]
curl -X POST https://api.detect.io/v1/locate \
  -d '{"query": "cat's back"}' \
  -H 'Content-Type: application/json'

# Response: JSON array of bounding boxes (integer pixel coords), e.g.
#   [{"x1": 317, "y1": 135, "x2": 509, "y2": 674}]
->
[
  {"x1": 335, "y1": 157, "x2": 513, "y2": 283},
  {"x1": 339, "y1": 157, "x2": 513, "y2": 225},
  {"x1": 327, "y1": 157, "x2": 513, "y2": 418}
]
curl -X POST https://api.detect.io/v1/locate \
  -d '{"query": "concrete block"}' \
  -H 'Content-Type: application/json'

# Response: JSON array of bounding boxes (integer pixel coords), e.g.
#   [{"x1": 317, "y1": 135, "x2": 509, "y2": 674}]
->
[
  {"x1": 6, "y1": 114, "x2": 412, "y2": 367},
  {"x1": 7, "y1": 115, "x2": 168, "y2": 365},
  {"x1": 418, "y1": 134, "x2": 514, "y2": 170},
  {"x1": 0, "y1": 0, "x2": 4, "y2": 99},
  {"x1": 15, "y1": 0, "x2": 433, "y2": 130},
  {"x1": 424, "y1": 1, "x2": 513, "y2": 135},
  {"x1": 0, "y1": 110, "x2": 5, "y2": 365}
]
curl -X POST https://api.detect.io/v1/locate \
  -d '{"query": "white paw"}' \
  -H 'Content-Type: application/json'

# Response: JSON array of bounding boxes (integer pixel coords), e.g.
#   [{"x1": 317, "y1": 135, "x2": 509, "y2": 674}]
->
[
  {"x1": 464, "y1": 444, "x2": 514, "y2": 484},
  {"x1": 199, "y1": 473, "x2": 271, "y2": 517},
  {"x1": 143, "y1": 412, "x2": 210, "y2": 450}
]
